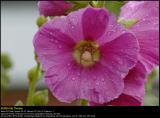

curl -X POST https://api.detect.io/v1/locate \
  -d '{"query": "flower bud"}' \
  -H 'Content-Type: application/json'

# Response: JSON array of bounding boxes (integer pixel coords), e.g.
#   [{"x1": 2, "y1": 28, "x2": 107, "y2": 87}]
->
[
  {"x1": 36, "y1": 16, "x2": 47, "y2": 27},
  {"x1": 1, "y1": 53, "x2": 12, "y2": 70},
  {"x1": 27, "y1": 67, "x2": 40, "y2": 82},
  {"x1": 33, "y1": 90, "x2": 48, "y2": 106}
]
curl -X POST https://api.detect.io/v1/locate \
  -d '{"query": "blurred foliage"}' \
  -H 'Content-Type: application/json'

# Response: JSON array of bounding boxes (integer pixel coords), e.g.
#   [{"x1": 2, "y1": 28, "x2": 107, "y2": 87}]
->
[
  {"x1": 33, "y1": 89, "x2": 49, "y2": 106},
  {"x1": 1, "y1": 53, "x2": 13, "y2": 93},
  {"x1": 144, "y1": 69, "x2": 159, "y2": 106},
  {"x1": 67, "y1": 1, "x2": 89, "y2": 13},
  {"x1": 105, "y1": 1, "x2": 126, "y2": 17},
  {"x1": 1, "y1": 53, "x2": 12, "y2": 70}
]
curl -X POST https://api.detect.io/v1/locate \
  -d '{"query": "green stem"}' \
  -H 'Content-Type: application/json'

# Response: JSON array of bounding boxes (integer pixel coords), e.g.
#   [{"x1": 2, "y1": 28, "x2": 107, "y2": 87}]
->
[
  {"x1": 90, "y1": 1, "x2": 105, "y2": 8},
  {"x1": 26, "y1": 62, "x2": 40, "y2": 106}
]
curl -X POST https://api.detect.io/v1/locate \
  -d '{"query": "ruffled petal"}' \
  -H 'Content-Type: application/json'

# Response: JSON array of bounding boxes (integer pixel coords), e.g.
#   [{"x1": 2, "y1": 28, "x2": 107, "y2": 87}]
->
[
  {"x1": 33, "y1": 20, "x2": 75, "y2": 71},
  {"x1": 79, "y1": 63, "x2": 124, "y2": 104},
  {"x1": 100, "y1": 32, "x2": 139, "y2": 75},
  {"x1": 45, "y1": 61, "x2": 82, "y2": 103},
  {"x1": 130, "y1": 17, "x2": 159, "y2": 73},
  {"x1": 90, "y1": 94, "x2": 141, "y2": 106},
  {"x1": 123, "y1": 61, "x2": 147, "y2": 105},
  {"x1": 120, "y1": 1, "x2": 159, "y2": 20}
]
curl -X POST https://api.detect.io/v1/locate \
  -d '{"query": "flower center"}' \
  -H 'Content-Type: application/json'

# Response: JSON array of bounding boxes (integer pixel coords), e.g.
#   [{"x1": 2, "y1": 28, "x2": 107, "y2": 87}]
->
[{"x1": 73, "y1": 40, "x2": 100, "y2": 67}]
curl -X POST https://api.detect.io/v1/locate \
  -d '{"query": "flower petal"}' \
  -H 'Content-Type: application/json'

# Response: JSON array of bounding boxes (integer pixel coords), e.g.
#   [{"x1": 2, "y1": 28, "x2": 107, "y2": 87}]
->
[
  {"x1": 97, "y1": 14, "x2": 128, "y2": 45},
  {"x1": 120, "y1": 1, "x2": 159, "y2": 20},
  {"x1": 79, "y1": 63, "x2": 124, "y2": 104},
  {"x1": 33, "y1": 20, "x2": 75, "y2": 71},
  {"x1": 123, "y1": 61, "x2": 147, "y2": 105},
  {"x1": 130, "y1": 17, "x2": 159, "y2": 73},
  {"x1": 89, "y1": 94, "x2": 141, "y2": 106},
  {"x1": 82, "y1": 7, "x2": 109, "y2": 40},
  {"x1": 45, "y1": 61, "x2": 82, "y2": 103},
  {"x1": 100, "y1": 32, "x2": 139, "y2": 76}
]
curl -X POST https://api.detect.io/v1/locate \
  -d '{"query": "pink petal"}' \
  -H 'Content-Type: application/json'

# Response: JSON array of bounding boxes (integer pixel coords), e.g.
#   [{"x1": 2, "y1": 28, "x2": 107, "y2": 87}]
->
[
  {"x1": 130, "y1": 17, "x2": 159, "y2": 73},
  {"x1": 45, "y1": 61, "x2": 82, "y2": 103},
  {"x1": 33, "y1": 21, "x2": 75, "y2": 71},
  {"x1": 89, "y1": 94, "x2": 141, "y2": 106},
  {"x1": 97, "y1": 14, "x2": 128, "y2": 45},
  {"x1": 79, "y1": 63, "x2": 124, "y2": 104},
  {"x1": 107, "y1": 94, "x2": 141, "y2": 106},
  {"x1": 38, "y1": 1, "x2": 73, "y2": 16},
  {"x1": 123, "y1": 61, "x2": 147, "y2": 105},
  {"x1": 82, "y1": 7, "x2": 109, "y2": 40},
  {"x1": 49, "y1": 8, "x2": 86, "y2": 43},
  {"x1": 120, "y1": 1, "x2": 159, "y2": 20},
  {"x1": 100, "y1": 33, "x2": 139, "y2": 75}
]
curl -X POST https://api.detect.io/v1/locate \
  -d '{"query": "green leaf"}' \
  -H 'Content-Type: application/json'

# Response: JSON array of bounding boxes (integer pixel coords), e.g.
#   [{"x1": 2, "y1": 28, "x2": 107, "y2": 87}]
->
[
  {"x1": 66, "y1": 1, "x2": 89, "y2": 13},
  {"x1": 105, "y1": 1, "x2": 126, "y2": 17},
  {"x1": 118, "y1": 18, "x2": 138, "y2": 28}
]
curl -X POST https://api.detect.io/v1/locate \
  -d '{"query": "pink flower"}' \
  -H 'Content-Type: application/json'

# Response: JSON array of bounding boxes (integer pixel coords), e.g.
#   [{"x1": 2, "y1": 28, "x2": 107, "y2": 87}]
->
[
  {"x1": 33, "y1": 7, "x2": 139, "y2": 104},
  {"x1": 120, "y1": 1, "x2": 159, "y2": 73},
  {"x1": 38, "y1": 1, "x2": 73, "y2": 16},
  {"x1": 90, "y1": 1, "x2": 159, "y2": 106}
]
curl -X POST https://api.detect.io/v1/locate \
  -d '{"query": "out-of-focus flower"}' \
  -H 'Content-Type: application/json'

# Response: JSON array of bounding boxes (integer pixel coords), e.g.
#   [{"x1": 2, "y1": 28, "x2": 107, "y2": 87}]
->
[
  {"x1": 120, "y1": 1, "x2": 159, "y2": 73},
  {"x1": 33, "y1": 7, "x2": 139, "y2": 104},
  {"x1": 38, "y1": 1, "x2": 73, "y2": 17}
]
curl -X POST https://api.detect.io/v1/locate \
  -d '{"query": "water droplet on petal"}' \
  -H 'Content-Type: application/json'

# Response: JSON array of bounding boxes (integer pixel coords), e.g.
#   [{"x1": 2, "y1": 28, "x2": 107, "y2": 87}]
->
[
  {"x1": 55, "y1": 40, "x2": 58, "y2": 43},
  {"x1": 102, "y1": 78, "x2": 105, "y2": 82},
  {"x1": 96, "y1": 82, "x2": 99, "y2": 85},
  {"x1": 50, "y1": 32, "x2": 53, "y2": 35},
  {"x1": 71, "y1": 25, "x2": 75, "y2": 29},
  {"x1": 67, "y1": 63, "x2": 70, "y2": 66},
  {"x1": 72, "y1": 77, "x2": 76, "y2": 81}
]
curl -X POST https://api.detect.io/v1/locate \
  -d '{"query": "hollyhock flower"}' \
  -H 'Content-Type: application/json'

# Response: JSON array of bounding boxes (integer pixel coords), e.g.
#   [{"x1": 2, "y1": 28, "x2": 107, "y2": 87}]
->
[
  {"x1": 33, "y1": 7, "x2": 139, "y2": 104},
  {"x1": 38, "y1": 1, "x2": 73, "y2": 16},
  {"x1": 120, "y1": 1, "x2": 159, "y2": 73}
]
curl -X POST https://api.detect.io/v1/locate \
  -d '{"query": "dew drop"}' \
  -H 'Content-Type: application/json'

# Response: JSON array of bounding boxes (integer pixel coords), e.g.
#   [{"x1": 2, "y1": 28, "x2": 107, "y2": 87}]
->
[
  {"x1": 72, "y1": 77, "x2": 76, "y2": 81},
  {"x1": 102, "y1": 78, "x2": 105, "y2": 82},
  {"x1": 50, "y1": 32, "x2": 53, "y2": 35},
  {"x1": 96, "y1": 82, "x2": 99, "y2": 85},
  {"x1": 71, "y1": 25, "x2": 75, "y2": 29},
  {"x1": 67, "y1": 63, "x2": 71, "y2": 66},
  {"x1": 55, "y1": 40, "x2": 58, "y2": 43}
]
